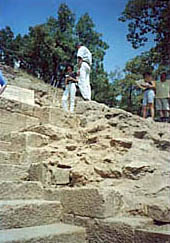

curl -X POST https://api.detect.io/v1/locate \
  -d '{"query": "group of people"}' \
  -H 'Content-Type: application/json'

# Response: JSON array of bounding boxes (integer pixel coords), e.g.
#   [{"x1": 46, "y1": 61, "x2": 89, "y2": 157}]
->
[
  {"x1": 0, "y1": 43, "x2": 169, "y2": 122},
  {"x1": 137, "y1": 71, "x2": 170, "y2": 122},
  {"x1": 62, "y1": 43, "x2": 92, "y2": 113}
]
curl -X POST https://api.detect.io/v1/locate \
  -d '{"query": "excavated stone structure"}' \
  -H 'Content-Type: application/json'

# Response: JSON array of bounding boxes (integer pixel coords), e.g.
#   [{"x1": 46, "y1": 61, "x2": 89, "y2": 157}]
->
[{"x1": 0, "y1": 65, "x2": 170, "y2": 242}]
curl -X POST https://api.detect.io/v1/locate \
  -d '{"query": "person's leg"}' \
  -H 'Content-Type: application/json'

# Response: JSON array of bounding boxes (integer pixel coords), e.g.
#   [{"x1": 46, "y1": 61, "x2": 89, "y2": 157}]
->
[
  {"x1": 69, "y1": 83, "x2": 76, "y2": 113},
  {"x1": 148, "y1": 90, "x2": 155, "y2": 119},
  {"x1": 78, "y1": 62, "x2": 91, "y2": 100},
  {"x1": 62, "y1": 85, "x2": 69, "y2": 112},
  {"x1": 156, "y1": 98, "x2": 163, "y2": 121},
  {"x1": 142, "y1": 106, "x2": 147, "y2": 118},
  {"x1": 148, "y1": 103, "x2": 155, "y2": 119},
  {"x1": 142, "y1": 91, "x2": 147, "y2": 118},
  {"x1": 162, "y1": 98, "x2": 170, "y2": 121},
  {"x1": 0, "y1": 84, "x2": 7, "y2": 95}
]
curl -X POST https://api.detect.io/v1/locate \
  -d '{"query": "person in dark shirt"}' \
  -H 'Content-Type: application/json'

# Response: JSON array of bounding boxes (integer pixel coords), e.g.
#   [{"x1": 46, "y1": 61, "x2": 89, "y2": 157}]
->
[{"x1": 62, "y1": 64, "x2": 78, "y2": 113}]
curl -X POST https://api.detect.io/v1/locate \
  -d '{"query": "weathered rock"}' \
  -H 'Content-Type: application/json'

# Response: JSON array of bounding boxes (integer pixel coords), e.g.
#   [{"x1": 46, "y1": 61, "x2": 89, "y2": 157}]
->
[
  {"x1": 44, "y1": 187, "x2": 123, "y2": 219},
  {"x1": 110, "y1": 138, "x2": 133, "y2": 149},
  {"x1": 122, "y1": 161, "x2": 155, "y2": 180},
  {"x1": 22, "y1": 124, "x2": 67, "y2": 141},
  {"x1": 146, "y1": 198, "x2": 170, "y2": 223},
  {"x1": 94, "y1": 164, "x2": 122, "y2": 179}
]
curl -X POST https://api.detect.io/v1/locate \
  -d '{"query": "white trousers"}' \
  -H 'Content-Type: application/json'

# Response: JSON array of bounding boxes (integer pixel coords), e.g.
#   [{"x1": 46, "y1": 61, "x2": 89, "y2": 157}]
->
[
  {"x1": 62, "y1": 82, "x2": 76, "y2": 113},
  {"x1": 78, "y1": 62, "x2": 91, "y2": 100}
]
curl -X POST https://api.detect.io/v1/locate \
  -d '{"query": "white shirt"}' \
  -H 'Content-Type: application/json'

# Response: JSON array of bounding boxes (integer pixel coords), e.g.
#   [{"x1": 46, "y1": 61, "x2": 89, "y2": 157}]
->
[{"x1": 77, "y1": 46, "x2": 92, "y2": 65}]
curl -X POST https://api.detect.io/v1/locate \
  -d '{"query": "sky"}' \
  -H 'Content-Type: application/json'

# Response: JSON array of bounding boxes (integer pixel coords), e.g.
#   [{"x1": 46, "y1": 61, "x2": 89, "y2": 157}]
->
[{"x1": 0, "y1": 0, "x2": 154, "y2": 73}]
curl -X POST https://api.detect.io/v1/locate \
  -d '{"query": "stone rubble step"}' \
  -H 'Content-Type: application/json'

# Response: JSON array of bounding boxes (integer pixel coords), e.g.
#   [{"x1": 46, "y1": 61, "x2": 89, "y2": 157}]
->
[
  {"x1": 0, "y1": 181, "x2": 44, "y2": 200},
  {"x1": 0, "y1": 164, "x2": 29, "y2": 181},
  {"x1": 0, "y1": 200, "x2": 62, "y2": 230},
  {"x1": 0, "y1": 223, "x2": 87, "y2": 243}
]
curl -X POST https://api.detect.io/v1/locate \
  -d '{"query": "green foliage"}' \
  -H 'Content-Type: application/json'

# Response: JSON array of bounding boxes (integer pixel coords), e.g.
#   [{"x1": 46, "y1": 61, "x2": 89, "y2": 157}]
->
[{"x1": 119, "y1": 0, "x2": 170, "y2": 65}]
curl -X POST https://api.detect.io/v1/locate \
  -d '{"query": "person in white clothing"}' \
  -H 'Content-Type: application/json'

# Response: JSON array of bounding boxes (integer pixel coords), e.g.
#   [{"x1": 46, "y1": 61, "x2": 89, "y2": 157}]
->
[
  {"x1": 76, "y1": 43, "x2": 92, "y2": 101},
  {"x1": 62, "y1": 64, "x2": 78, "y2": 113}
]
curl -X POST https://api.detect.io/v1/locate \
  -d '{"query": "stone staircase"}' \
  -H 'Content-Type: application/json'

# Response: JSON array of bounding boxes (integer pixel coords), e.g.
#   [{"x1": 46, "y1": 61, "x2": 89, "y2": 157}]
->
[
  {"x1": 0, "y1": 84, "x2": 170, "y2": 243},
  {"x1": 0, "y1": 86, "x2": 87, "y2": 242}
]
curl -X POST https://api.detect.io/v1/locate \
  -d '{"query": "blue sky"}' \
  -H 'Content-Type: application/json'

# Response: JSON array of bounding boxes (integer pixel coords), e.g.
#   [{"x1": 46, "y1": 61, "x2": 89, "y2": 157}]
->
[{"x1": 0, "y1": 0, "x2": 154, "y2": 73}]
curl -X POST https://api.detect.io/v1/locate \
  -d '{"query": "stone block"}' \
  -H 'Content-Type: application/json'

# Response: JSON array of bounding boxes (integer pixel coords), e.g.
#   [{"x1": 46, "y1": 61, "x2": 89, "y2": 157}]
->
[
  {"x1": 0, "y1": 164, "x2": 29, "y2": 181},
  {"x1": 0, "y1": 151, "x2": 22, "y2": 165},
  {"x1": 63, "y1": 215, "x2": 153, "y2": 243},
  {"x1": 0, "y1": 109, "x2": 39, "y2": 137},
  {"x1": 29, "y1": 163, "x2": 70, "y2": 185},
  {"x1": 1, "y1": 85, "x2": 35, "y2": 105},
  {"x1": 0, "y1": 181, "x2": 44, "y2": 200},
  {"x1": 0, "y1": 223, "x2": 87, "y2": 243},
  {"x1": 0, "y1": 200, "x2": 62, "y2": 229},
  {"x1": 10, "y1": 132, "x2": 49, "y2": 151},
  {"x1": 44, "y1": 187, "x2": 123, "y2": 218},
  {"x1": 135, "y1": 228, "x2": 170, "y2": 243}
]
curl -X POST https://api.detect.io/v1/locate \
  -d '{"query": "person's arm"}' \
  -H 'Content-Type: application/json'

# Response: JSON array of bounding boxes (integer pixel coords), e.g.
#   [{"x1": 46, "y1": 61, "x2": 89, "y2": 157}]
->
[
  {"x1": 67, "y1": 76, "x2": 79, "y2": 83},
  {"x1": 148, "y1": 80, "x2": 156, "y2": 89}
]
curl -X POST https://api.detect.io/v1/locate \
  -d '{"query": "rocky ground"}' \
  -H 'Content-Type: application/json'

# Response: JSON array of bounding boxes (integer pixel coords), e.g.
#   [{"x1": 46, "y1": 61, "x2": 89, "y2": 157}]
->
[{"x1": 0, "y1": 64, "x2": 170, "y2": 242}]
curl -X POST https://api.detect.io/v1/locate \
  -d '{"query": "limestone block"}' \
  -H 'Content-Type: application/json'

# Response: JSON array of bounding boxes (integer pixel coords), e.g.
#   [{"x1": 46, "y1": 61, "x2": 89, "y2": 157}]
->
[
  {"x1": 39, "y1": 107, "x2": 80, "y2": 129},
  {"x1": 92, "y1": 217, "x2": 154, "y2": 243},
  {"x1": 44, "y1": 187, "x2": 124, "y2": 218},
  {"x1": 29, "y1": 163, "x2": 71, "y2": 185},
  {"x1": 10, "y1": 132, "x2": 49, "y2": 151},
  {"x1": 0, "y1": 164, "x2": 29, "y2": 181},
  {"x1": 1, "y1": 85, "x2": 35, "y2": 105},
  {"x1": 63, "y1": 215, "x2": 153, "y2": 243},
  {"x1": 0, "y1": 141, "x2": 11, "y2": 151},
  {"x1": 0, "y1": 181, "x2": 44, "y2": 200},
  {"x1": 0, "y1": 109, "x2": 39, "y2": 137},
  {"x1": 135, "y1": 229, "x2": 170, "y2": 243},
  {"x1": 0, "y1": 200, "x2": 62, "y2": 230},
  {"x1": 0, "y1": 151, "x2": 22, "y2": 165},
  {"x1": 0, "y1": 223, "x2": 87, "y2": 243}
]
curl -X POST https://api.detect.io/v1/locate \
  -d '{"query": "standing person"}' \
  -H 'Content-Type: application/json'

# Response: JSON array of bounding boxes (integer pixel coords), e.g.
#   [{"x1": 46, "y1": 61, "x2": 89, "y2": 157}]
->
[
  {"x1": 137, "y1": 72, "x2": 156, "y2": 119},
  {"x1": 0, "y1": 70, "x2": 7, "y2": 95},
  {"x1": 155, "y1": 72, "x2": 170, "y2": 122},
  {"x1": 76, "y1": 43, "x2": 92, "y2": 101},
  {"x1": 62, "y1": 64, "x2": 78, "y2": 113}
]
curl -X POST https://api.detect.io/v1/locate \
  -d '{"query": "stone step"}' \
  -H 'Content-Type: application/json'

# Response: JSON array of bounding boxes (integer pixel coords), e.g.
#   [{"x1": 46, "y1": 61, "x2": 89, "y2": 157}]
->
[
  {"x1": 9, "y1": 131, "x2": 49, "y2": 151},
  {"x1": 29, "y1": 162, "x2": 71, "y2": 185},
  {"x1": 0, "y1": 97, "x2": 40, "y2": 138},
  {"x1": 0, "y1": 164, "x2": 29, "y2": 181},
  {"x1": 63, "y1": 215, "x2": 154, "y2": 243},
  {"x1": 0, "y1": 200, "x2": 62, "y2": 230},
  {"x1": 44, "y1": 187, "x2": 124, "y2": 219},
  {"x1": 0, "y1": 223, "x2": 86, "y2": 243},
  {"x1": 135, "y1": 227, "x2": 170, "y2": 243},
  {"x1": 0, "y1": 181, "x2": 44, "y2": 200},
  {"x1": 0, "y1": 141, "x2": 11, "y2": 151},
  {"x1": 0, "y1": 151, "x2": 23, "y2": 165}
]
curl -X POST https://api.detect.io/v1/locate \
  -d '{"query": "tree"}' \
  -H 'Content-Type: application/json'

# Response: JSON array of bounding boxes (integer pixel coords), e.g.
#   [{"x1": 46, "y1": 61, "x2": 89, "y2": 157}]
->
[
  {"x1": 0, "y1": 26, "x2": 15, "y2": 65},
  {"x1": 119, "y1": 0, "x2": 170, "y2": 65}
]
